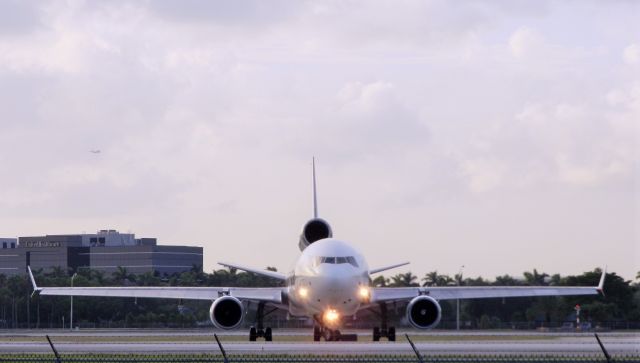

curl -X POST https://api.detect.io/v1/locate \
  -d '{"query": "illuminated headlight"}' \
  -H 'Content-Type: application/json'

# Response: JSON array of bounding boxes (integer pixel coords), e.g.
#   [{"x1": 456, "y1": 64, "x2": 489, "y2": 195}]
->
[
  {"x1": 324, "y1": 309, "x2": 340, "y2": 323},
  {"x1": 358, "y1": 286, "x2": 370, "y2": 300},
  {"x1": 298, "y1": 287, "x2": 309, "y2": 298}
]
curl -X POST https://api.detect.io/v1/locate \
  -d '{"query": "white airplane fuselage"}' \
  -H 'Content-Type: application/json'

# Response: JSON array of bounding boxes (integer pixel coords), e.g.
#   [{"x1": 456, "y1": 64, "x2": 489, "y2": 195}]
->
[{"x1": 286, "y1": 238, "x2": 370, "y2": 327}]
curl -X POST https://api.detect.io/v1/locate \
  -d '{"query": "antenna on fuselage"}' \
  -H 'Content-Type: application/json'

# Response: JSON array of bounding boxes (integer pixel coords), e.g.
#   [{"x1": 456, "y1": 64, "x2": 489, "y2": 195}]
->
[{"x1": 312, "y1": 157, "x2": 318, "y2": 219}]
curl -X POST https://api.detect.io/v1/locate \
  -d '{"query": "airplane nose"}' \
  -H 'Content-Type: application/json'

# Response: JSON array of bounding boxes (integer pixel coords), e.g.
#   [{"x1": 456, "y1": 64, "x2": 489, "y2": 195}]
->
[{"x1": 319, "y1": 274, "x2": 359, "y2": 305}]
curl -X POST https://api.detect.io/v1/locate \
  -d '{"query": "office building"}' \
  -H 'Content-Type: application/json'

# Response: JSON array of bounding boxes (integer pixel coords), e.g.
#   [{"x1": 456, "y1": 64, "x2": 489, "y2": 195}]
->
[{"x1": 0, "y1": 230, "x2": 202, "y2": 276}]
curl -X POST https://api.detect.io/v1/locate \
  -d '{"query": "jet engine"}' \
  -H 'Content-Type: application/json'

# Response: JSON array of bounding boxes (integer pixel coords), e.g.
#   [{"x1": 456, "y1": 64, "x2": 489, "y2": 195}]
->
[
  {"x1": 298, "y1": 218, "x2": 333, "y2": 251},
  {"x1": 209, "y1": 296, "x2": 244, "y2": 329},
  {"x1": 406, "y1": 296, "x2": 442, "y2": 329}
]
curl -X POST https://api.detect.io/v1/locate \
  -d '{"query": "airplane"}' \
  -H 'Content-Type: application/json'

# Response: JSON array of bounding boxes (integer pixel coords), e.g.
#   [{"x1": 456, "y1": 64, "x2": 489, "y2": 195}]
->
[{"x1": 27, "y1": 159, "x2": 606, "y2": 342}]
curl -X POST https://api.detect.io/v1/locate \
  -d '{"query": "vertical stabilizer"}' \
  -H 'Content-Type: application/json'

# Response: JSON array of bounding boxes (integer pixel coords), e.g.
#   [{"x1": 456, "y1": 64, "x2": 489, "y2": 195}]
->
[
  {"x1": 299, "y1": 157, "x2": 332, "y2": 251},
  {"x1": 312, "y1": 157, "x2": 318, "y2": 218}
]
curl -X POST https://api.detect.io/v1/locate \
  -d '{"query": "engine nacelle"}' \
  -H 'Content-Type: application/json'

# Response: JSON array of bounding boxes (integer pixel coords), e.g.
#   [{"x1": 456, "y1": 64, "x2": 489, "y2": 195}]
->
[
  {"x1": 209, "y1": 296, "x2": 244, "y2": 329},
  {"x1": 298, "y1": 218, "x2": 333, "y2": 251},
  {"x1": 406, "y1": 296, "x2": 442, "y2": 329}
]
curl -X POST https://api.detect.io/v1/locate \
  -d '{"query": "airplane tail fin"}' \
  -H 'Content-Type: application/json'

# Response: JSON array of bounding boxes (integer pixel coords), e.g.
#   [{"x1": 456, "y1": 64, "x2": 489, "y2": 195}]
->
[{"x1": 312, "y1": 157, "x2": 318, "y2": 219}]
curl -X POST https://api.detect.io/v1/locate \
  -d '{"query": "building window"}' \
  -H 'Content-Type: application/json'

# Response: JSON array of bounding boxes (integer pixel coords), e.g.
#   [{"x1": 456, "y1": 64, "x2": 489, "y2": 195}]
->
[
  {"x1": 2, "y1": 242, "x2": 5, "y2": 249},
  {"x1": 10, "y1": 243, "x2": 15, "y2": 248}
]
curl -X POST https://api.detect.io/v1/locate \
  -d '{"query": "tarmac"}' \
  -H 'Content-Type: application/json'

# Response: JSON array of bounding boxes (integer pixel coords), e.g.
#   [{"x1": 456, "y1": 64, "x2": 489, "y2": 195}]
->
[{"x1": 0, "y1": 329, "x2": 638, "y2": 356}]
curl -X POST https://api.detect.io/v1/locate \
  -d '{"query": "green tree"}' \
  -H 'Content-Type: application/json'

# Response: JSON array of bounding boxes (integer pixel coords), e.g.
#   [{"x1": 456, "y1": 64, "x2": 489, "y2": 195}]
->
[
  {"x1": 422, "y1": 271, "x2": 454, "y2": 287},
  {"x1": 112, "y1": 267, "x2": 135, "y2": 284},
  {"x1": 494, "y1": 275, "x2": 520, "y2": 286},
  {"x1": 389, "y1": 272, "x2": 419, "y2": 287},
  {"x1": 372, "y1": 275, "x2": 388, "y2": 287},
  {"x1": 523, "y1": 269, "x2": 549, "y2": 286}
]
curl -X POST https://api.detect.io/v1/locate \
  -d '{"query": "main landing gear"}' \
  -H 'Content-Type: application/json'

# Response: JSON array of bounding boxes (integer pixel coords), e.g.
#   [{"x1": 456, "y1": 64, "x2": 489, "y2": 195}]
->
[
  {"x1": 372, "y1": 303, "x2": 396, "y2": 341},
  {"x1": 249, "y1": 302, "x2": 274, "y2": 341},
  {"x1": 249, "y1": 326, "x2": 272, "y2": 342}
]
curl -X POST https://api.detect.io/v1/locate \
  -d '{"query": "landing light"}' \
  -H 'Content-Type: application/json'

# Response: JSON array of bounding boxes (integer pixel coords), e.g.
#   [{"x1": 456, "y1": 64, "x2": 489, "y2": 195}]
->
[
  {"x1": 298, "y1": 287, "x2": 309, "y2": 298},
  {"x1": 358, "y1": 286, "x2": 370, "y2": 299},
  {"x1": 324, "y1": 309, "x2": 340, "y2": 323}
]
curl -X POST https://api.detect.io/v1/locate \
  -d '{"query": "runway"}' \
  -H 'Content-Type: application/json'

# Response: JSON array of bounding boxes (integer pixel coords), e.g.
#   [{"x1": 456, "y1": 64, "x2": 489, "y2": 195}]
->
[
  {"x1": 0, "y1": 330, "x2": 638, "y2": 355},
  {"x1": 1, "y1": 341, "x2": 639, "y2": 355}
]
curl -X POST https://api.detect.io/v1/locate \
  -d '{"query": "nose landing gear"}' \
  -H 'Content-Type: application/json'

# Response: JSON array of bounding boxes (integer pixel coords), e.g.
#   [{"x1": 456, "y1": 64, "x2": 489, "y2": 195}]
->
[
  {"x1": 312, "y1": 315, "x2": 357, "y2": 341},
  {"x1": 313, "y1": 315, "x2": 341, "y2": 341},
  {"x1": 313, "y1": 325, "x2": 343, "y2": 341}
]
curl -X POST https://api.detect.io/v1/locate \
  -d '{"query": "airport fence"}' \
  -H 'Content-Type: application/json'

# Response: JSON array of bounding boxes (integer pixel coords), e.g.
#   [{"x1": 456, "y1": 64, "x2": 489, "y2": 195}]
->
[{"x1": 3, "y1": 355, "x2": 640, "y2": 363}]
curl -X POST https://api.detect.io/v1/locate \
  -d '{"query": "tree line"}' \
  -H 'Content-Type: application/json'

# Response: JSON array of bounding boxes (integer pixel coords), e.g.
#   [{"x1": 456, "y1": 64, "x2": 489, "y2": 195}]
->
[{"x1": 0, "y1": 266, "x2": 637, "y2": 329}]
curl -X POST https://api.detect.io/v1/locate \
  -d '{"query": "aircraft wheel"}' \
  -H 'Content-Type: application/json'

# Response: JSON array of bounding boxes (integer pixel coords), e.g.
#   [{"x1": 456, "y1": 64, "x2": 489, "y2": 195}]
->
[
  {"x1": 313, "y1": 326, "x2": 321, "y2": 342},
  {"x1": 249, "y1": 327, "x2": 257, "y2": 342},
  {"x1": 372, "y1": 327, "x2": 380, "y2": 342},
  {"x1": 388, "y1": 327, "x2": 396, "y2": 341},
  {"x1": 265, "y1": 327, "x2": 273, "y2": 342}
]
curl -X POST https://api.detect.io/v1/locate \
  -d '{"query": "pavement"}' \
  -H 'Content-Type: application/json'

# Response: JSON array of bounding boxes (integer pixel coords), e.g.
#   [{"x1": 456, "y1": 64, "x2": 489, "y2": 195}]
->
[{"x1": 0, "y1": 329, "x2": 637, "y2": 356}]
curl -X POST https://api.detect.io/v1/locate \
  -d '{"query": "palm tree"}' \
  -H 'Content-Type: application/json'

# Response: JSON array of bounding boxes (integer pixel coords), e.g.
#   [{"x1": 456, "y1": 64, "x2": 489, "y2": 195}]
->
[
  {"x1": 137, "y1": 272, "x2": 160, "y2": 286},
  {"x1": 495, "y1": 274, "x2": 520, "y2": 286},
  {"x1": 422, "y1": 271, "x2": 454, "y2": 287},
  {"x1": 390, "y1": 272, "x2": 419, "y2": 287},
  {"x1": 112, "y1": 267, "x2": 135, "y2": 284},
  {"x1": 454, "y1": 272, "x2": 464, "y2": 286},
  {"x1": 90, "y1": 269, "x2": 106, "y2": 285},
  {"x1": 422, "y1": 271, "x2": 439, "y2": 287},
  {"x1": 46, "y1": 266, "x2": 68, "y2": 278},
  {"x1": 523, "y1": 269, "x2": 549, "y2": 286},
  {"x1": 372, "y1": 275, "x2": 388, "y2": 287}
]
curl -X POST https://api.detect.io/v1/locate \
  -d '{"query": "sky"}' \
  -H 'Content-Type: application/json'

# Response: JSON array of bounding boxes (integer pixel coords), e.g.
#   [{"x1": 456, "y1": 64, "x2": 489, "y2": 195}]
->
[{"x1": 0, "y1": 0, "x2": 637, "y2": 281}]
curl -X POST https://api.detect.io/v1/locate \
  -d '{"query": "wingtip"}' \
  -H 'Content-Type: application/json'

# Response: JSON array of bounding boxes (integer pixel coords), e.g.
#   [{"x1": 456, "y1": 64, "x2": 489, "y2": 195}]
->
[
  {"x1": 597, "y1": 265, "x2": 607, "y2": 295},
  {"x1": 27, "y1": 265, "x2": 40, "y2": 292}
]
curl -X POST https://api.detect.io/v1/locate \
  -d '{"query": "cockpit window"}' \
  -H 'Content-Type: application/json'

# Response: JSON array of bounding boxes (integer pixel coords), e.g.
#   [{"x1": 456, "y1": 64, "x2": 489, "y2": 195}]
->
[{"x1": 314, "y1": 256, "x2": 359, "y2": 267}]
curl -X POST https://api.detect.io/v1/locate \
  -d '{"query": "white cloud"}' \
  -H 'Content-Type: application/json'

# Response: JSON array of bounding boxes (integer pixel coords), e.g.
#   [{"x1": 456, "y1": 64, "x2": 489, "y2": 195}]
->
[
  {"x1": 461, "y1": 158, "x2": 506, "y2": 192},
  {"x1": 623, "y1": 43, "x2": 639, "y2": 65},
  {"x1": 509, "y1": 27, "x2": 544, "y2": 59}
]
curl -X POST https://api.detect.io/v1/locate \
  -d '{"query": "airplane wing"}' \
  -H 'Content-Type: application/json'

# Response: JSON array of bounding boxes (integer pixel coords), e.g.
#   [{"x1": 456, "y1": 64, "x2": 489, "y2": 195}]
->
[
  {"x1": 371, "y1": 268, "x2": 605, "y2": 303},
  {"x1": 369, "y1": 262, "x2": 410, "y2": 275},
  {"x1": 217, "y1": 262, "x2": 287, "y2": 281},
  {"x1": 28, "y1": 267, "x2": 284, "y2": 303}
]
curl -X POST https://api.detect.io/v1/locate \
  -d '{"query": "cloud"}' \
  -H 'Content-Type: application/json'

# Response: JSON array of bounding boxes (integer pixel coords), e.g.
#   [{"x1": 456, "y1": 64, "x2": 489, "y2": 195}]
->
[
  {"x1": 623, "y1": 43, "x2": 639, "y2": 65},
  {"x1": 509, "y1": 27, "x2": 544, "y2": 59},
  {"x1": 461, "y1": 158, "x2": 507, "y2": 192}
]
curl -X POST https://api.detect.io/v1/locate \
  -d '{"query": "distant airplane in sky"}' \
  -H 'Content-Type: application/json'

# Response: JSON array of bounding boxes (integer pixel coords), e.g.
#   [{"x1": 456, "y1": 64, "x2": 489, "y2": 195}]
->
[
  {"x1": 28, "y1": 159, "x2": 606, "y2": 342},
  {"x1": 89, "y1": 149, "x2": 101, "y2": 154}
]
